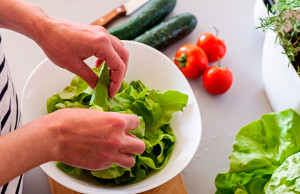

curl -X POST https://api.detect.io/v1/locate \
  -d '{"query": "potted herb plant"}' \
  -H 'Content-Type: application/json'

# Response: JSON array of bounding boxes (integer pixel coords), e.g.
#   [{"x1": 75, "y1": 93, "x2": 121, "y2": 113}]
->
[{"x1": 257, "y1": 0, "x2": 300, "y2": 113}]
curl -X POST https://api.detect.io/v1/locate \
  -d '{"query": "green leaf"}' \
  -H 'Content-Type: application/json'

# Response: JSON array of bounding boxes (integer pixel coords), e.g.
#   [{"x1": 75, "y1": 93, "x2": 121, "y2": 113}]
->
[
  {"x1": 108, "y1": 86, "x2": 135, "y2": 111},
  {"x1": 131, "y1": 100, "x2": 164, "y2": 139},
  {"x1": 129, "y1": 80, "x2": 146, "y2": 93},
  {"x1": 89, "y1": 105, "x2": 104, "y2": 111},
  {"x1": 127, "y1": 160, "x2": 148, "y2": 184},
  {"x1": 131, "y1": 90, "x2": 187, "y2": 139},
  {"x1": 58, "y1": 86, "x2": 77, "y2": 100},
  {"x1": 90, "y1": 63, "x2": 110, "y2": 111},
  {"x1": 91, "y1": 164, "x2": 133, "y2": 179},
  {"x1": 47, "y1": 62, "x2": 188, "y2": 185},
  {"x1": 55, "y1": 101, "x2": 90, "y2": 109},
  {"x1": 215, "y1": 109, "x2": 300, "y2": 193},
  {"x1": 148, "y1": 90, "x2": 188, "y2": 126},
  {"x1": 47, "y1": 94, "x2": 62, "y2": 113},
  {"x1": 264, "y1": 152, "x2": 300, "y2": 193},
  {"x1": 139, "y1": 127, "x2": 175, "y2": 170},
  {"x1": 233, "y1": 183, "x2": 248, "y2": 194},
  {"x1": 56, "y1": 162, "x2": 82, "y2": 176}
]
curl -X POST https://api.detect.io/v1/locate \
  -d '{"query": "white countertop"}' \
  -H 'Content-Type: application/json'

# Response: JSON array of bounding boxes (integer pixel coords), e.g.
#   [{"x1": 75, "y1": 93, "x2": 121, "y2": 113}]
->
[{"x1": 0, "y1": 0, "x2": 273, "y2": 193}]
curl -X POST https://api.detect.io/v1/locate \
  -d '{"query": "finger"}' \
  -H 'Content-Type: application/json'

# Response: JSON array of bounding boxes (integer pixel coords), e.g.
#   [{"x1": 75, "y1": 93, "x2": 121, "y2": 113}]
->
[
  {"x1": 121, "y1": 113, "x2": 140, "y2": 130},
  {"x1": 104, "y1": 52, "x2": 125, "y2": 98},
  {"x1": 64, "y1": 59, "x2": 98, "y2": 89},
  {"x1": 110, "y1": 34, "x2": 124, "y2": 46},
  {"x1": 109, "y1": 35, "x2": 129, "y2": 77},
  {"x1": 101, "y1": 163, "x2": 113, "y2": 170},
  {"x1": 121, "y1": 132, "x2": 146, "y2": 155},
  {"x1": 111, "y1": 152, "x2": 135, "y2": 169},
  {"x1": 109, "y1": 82, "x2": 121, "y2": 99},
  {"x1": 94, "y1": 37, "x2": 125, "y2": 98}
]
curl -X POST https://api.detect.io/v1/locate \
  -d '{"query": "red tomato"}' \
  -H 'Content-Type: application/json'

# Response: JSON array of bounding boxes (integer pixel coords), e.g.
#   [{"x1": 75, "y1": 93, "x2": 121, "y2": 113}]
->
[
  {"x1": 202, "y1": 65, "x2": 233, "y2": 95},
  {"x1": 174, "y1": 44, "x2": 208, "y2": 79},
  {"x1": 197, "y1": 33, "x2": 226, "y2": 63}
]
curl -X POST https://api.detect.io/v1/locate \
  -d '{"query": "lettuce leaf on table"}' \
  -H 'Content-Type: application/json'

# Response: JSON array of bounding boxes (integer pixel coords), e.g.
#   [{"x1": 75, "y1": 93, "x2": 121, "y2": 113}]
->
[
  {"x1": 215, "y1": 109, "x2": 300, "y2": 194},
  {"x1": 46, "y1": 63, "x2": 188, "y2": 185},
  {"x1": 264, "y1": 152, "x2": 300, "y2": 193}
]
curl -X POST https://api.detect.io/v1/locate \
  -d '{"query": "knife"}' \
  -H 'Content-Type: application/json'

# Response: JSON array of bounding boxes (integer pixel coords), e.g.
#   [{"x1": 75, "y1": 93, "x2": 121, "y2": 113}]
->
[{"x1": 91, "y1": 0, "x2": 150, "y2": 27}]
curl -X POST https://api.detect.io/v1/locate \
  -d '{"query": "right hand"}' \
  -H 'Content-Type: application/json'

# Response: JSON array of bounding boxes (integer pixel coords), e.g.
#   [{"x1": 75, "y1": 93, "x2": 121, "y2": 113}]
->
[
  {"x1": 34, "y1": 20, "x2": 129, "y2": 98},
  {"x1": 44, "y1": 108, "x2": 145, "y2": 170}
]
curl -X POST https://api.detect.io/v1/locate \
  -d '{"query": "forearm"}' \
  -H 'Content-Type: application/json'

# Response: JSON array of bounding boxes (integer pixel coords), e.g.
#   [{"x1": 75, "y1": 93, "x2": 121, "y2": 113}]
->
[
  {"x1": 0, "y1": 116, "x2": 56, "y2": 186},
  {"x1": 0, "y1": 0, "x2": 51, "y2": 42}
]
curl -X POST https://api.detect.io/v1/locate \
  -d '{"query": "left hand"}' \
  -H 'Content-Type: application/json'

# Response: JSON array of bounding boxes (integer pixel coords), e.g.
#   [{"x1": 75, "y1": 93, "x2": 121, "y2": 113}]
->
[{"x1": 35, "y1": 18, "x2": 129, "y2": 98}]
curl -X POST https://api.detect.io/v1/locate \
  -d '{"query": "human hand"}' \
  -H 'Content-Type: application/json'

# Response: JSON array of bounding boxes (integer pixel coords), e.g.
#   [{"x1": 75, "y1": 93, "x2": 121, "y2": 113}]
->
[
  {"x1": 35, "y1": 18, "x2": 129, "y2": 98},
  {"x1": 0, "y1": 0, "x2": 128, "y2": 97},
  {"x1": 45, "y1": 108, "x2": 145, "y2": 170}
]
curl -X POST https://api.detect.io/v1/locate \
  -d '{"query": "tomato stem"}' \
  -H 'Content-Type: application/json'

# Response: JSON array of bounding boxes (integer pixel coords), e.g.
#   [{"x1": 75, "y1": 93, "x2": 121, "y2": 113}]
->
[
  {"x1": 213, "y1": 26, "x2": 219, "y2": 37},
  {"x1": 175, "y1": 53, "x2": 187, "y2": 68},
  {"x1": 217, "y1": 57, "x2": 221, "y2": 67}
]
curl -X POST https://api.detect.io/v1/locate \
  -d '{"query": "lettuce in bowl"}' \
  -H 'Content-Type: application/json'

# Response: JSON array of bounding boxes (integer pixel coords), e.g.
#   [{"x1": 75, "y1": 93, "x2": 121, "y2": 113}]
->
[
  {"x1": 46, "y1": 63, "x2": 188, "y2": 185},
  {"x1": 215, "y1": 109, "x2": 300, "y2": 194}
]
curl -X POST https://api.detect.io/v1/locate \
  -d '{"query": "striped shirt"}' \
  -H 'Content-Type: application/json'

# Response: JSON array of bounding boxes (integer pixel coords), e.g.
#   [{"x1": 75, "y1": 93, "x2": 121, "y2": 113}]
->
[{"x1": 0, "y1": 35, "x2": 23, "y2": 194}]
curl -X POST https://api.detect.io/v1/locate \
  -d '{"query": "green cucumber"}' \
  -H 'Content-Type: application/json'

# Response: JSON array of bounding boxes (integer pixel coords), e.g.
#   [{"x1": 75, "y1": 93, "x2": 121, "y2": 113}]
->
[
  {"x1": 134, "y1": 13, "x2": 197, "y2": 51},
  {"x1": 108, "y1": 0, "x2": 176, "y2": 40}
]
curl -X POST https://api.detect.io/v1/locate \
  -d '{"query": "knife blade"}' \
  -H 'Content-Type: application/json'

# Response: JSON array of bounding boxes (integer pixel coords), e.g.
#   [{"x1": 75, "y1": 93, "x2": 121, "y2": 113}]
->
[{"x1": 91, "y1": 0, "x2": 150, "y2": 27}]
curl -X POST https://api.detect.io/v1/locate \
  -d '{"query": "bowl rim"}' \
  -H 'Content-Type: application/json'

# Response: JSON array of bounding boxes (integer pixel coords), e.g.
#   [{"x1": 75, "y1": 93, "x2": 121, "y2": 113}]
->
[{"x1": 21, "y1": 40, "x2": 202, "y2": 193}]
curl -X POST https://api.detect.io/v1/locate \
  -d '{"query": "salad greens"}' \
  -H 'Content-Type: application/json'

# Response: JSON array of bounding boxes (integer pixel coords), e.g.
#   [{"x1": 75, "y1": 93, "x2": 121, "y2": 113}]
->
[
  {"x1": 47, "y1": 63, "x2": 188, "y2": 185},
  {"x1": 273, "y1": 0, "x2": 300, "y2": 12},
  {"x1": 215, "y1": 109, "x2": 300, "y2": 194},
  {"x1": 264, "y1": 152, "x2": 300, "y2": 193}
]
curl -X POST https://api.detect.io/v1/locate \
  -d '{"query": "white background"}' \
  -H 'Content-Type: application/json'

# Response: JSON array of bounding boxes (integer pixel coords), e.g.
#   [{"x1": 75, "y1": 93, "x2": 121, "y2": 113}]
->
[{"x1": 0, "y1": 0, "x2": 273, "y2": 193}]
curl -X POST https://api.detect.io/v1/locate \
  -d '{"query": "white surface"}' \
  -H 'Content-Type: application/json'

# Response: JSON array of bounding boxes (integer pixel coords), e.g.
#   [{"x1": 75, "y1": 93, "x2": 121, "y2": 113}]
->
[
  {"x1": 0, "y1": 0, "x2": 272, "y2": 193},
  {"x1": 21, "y1": 41, "x2": 201, "y2": 194},
  {"x1": 262, "y1": 30, "x2": 300, "y2": 113}
]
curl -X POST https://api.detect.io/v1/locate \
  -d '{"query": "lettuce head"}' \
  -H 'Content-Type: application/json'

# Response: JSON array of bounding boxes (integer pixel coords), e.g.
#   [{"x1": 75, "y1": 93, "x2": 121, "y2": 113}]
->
[
  {"x1": 215, "y1": 109, "x2": 300, "y2": 194},
  {"x1": 46, "y1": 63, "x2": 188, "y2": 185}
]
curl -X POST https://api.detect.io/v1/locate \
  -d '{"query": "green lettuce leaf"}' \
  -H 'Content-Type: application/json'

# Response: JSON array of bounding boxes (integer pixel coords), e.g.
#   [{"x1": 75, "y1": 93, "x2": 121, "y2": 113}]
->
[
  {"x1": 91, "y1": 164, "x2": 133, "y2": 179},
  {"x1": 56, "y1": 162, "x2": 82, "y2": 177},
  {"x1": 90, "y1": 63, "x2": 110, "y2": 111},
  {"x1": 215, "y1": 109, "x2": 300, "y2": 194},
  {"x1": 140, "y1": 124, "x2": 175, "y2": 170},
  {"x1": 131, "y1": 90, "x2": 188, "y2": 139},
  {"x1": 264, "y1": 152, "x2": 300, "y2": 193},
  {"x1": 49, "y1": 62, "x2": 188, "y2": 186},
  {"x1": 47, "y1": 94, "x2": 62, "y2": 113}
]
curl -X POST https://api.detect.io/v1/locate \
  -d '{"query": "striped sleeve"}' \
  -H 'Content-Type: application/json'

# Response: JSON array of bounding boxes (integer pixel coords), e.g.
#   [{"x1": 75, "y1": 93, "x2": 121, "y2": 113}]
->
[{"x1": 0, "y1": 35, "x2": 23, "y2": 194}]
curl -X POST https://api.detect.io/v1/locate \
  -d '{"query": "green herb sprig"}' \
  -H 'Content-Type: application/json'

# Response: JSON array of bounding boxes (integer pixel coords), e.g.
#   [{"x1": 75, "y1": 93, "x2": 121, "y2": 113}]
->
[{"x1": 257, "y1": 0, "x2": 300, "y2": 71}]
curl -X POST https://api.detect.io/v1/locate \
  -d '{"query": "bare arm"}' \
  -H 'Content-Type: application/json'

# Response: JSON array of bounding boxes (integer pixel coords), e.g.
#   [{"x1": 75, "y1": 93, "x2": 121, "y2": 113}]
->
[
  {"x1": 0, "y1": 0, "x2": 128, "y2": 97},
  {"x1": 0, "y1": 0, "x2": 145, "y2": 186},
  {"x1": 0, "y1": 115, "x2": 54, "y2": 186}
]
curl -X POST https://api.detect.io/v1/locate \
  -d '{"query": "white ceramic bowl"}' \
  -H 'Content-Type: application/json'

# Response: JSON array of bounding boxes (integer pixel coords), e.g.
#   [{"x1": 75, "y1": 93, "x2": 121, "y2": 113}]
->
[
  {"x1": 262, "y1": 29, "x2": 300, "y2": 114},
  {"x1": 21, "y1": 41, "x2": 201, "y2": 194}
]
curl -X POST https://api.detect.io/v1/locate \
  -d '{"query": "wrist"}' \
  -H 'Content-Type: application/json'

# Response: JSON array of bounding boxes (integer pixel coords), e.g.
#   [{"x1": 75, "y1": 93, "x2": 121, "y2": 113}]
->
[
  {"x1": 13, "y1": 3, "x2": 55, "y2": 44},
  {"x1": 36, "y1": 113, "x2": 64, "y2": 163},
  {"x1": 0, "y1": 114, "x2": 62, "y2": 183},
  {"x1": 20, "y1": 113, "x2": 64, "y2": 164}
]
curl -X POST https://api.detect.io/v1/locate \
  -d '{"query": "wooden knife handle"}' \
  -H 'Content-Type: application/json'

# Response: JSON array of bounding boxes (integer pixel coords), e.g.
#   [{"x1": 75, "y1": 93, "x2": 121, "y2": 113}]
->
[{"x1": 91, "y1": 5, "x2": 126, "y2": 27}]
